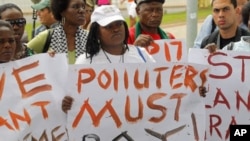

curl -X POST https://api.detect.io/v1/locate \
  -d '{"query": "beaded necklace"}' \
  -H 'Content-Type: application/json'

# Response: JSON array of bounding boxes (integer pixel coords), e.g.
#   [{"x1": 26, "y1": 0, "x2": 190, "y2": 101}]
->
[{"x1": 102, "y1": 47, "x2": 125, "y2": 63}]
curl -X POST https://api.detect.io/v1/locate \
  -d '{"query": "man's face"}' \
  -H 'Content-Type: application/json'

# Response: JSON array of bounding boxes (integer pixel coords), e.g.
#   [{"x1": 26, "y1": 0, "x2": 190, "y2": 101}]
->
[
  {"x1": 212, "y1": 0, "x2": 239, "y2": 30},
  {"x1": 136, "y1": 2, "x2": 163, "y2": 28},
  {"x1": 37, "y1": 8, "x2": 54, "y2": 26}
]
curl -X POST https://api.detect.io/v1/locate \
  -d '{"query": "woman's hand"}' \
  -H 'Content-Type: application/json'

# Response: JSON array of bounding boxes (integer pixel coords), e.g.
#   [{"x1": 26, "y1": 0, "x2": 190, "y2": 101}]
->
[
  {"x1": 204, "y1": 43, "x2": 217, "y2": 54},
  {"x1": 62, "y1": 96, "x2": 74, "y2": 113}
]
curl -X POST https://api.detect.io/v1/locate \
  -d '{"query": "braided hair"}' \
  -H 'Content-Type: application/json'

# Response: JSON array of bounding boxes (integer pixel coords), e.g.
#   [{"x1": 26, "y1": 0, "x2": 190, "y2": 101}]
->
[{"x1": 85, "y1": 21, "x2": 130, "y2": 60}]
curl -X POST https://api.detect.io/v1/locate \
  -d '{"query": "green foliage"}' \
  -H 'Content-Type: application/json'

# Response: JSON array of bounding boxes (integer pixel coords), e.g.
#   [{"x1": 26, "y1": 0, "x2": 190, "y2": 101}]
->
[
  {"x1": 25, "y1": 23, "x2": 40, "y2": 41},
  {"x1": 162, "y1": 7, "x2": 211, "y2": 25}
]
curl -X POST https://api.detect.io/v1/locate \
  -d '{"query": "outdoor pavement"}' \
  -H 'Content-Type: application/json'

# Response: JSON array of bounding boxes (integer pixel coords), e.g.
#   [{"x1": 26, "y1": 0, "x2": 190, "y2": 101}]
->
[{"x1": 161, "y1": 22, "x2": 203, "y2": 39}]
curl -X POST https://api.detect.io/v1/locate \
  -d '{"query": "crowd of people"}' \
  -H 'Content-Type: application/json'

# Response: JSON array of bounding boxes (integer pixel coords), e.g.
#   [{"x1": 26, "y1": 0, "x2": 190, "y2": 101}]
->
[
  {"x1": 0, "y1": 0, "x2": 249, "y2": 138},
  {"x1": 0, "y1": 0, "x2": 177, "y2": 64},
  {"x1": 2, "y1": 0, "x2": 250, "y2": 63}
]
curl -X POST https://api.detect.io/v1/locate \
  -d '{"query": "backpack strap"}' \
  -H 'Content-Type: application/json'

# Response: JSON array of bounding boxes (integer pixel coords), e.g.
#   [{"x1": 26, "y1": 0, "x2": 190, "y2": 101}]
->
[
  {"x1": 211, "y1": 18, "x2": 216, "y2": 33},
  {"x1": 227, "y1": 42, "x2": 234, "y2": 50},
  {"x1": 136, "y1": 47, "x2": 146, "y2": 62},
  {"x1": 43, "y1": 29, "x2": 54, "y2": 53}
]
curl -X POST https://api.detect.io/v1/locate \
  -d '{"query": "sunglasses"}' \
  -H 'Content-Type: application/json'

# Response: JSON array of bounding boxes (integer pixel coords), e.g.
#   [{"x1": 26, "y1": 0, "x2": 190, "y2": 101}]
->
[{"x1": 6, "y1": 18, "x2": 26, "y2": 27}]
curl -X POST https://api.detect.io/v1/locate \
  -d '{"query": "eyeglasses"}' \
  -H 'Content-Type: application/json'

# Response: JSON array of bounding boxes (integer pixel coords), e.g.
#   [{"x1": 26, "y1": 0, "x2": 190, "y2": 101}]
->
[{"x1": 6, "y1": 18, "x2": 26, "y2": 27}]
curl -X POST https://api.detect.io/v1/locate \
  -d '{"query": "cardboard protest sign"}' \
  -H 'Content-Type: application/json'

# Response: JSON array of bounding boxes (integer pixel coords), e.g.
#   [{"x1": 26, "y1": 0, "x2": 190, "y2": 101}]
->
[
  {"x1": 66, "y1": 62, "x2": 208, "y2": 140},
  {"x1": 188, "y1": 48, "x2": 250, "y2": 141},
  {"x1": 143, "y1": 39, "x2": 187, "y2": 63},
  {"x1": 0, "y1": 54, "x2": 68, "y2": 140}
]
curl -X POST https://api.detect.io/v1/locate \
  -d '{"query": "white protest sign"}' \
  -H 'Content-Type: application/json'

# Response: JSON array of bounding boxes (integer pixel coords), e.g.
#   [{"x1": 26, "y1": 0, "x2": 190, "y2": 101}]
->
[
  {"x1": 0, "y1": 54, "x2": 68, "y2": 140},
  {"x1": 188, "y1": 48, "x2": 250, "y2": 141},
  {"x1": 66, "y1": 62, "x2": 208, "y2": 141},
  {"x1": 143, "y1": 39, "x2": 187, "y2": 62}
]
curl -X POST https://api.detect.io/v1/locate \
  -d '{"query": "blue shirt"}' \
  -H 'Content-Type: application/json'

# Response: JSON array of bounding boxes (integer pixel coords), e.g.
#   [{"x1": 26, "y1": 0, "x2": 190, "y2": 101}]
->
[{"x1": 34, "y1": 22, "x2": 59, "y2": 37}]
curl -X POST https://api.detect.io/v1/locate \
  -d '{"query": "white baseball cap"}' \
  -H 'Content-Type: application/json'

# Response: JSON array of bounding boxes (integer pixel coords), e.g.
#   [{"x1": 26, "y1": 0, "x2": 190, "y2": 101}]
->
[{"x1": 91, "y1": 5, "x2": 125, "y2": 26}]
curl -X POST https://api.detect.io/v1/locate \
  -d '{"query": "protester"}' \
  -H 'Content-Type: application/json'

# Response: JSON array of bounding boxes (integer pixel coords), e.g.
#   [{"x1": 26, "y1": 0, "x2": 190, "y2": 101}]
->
[
  {"x1": 206, "y1": 1, "x2": 250, "y2": 53},
  {"x1": 200, "y1": 0, "x2": 250, "y2": 49},
  {"x1": 81, "y1": 0, "x2": 95, "y2": 30},
  {"x1": 31, "y1": 0, "x2": 59, "y2": 36},
  {"x1": 0, "y1": 20, "x2": 16, "y2": 63},
  {"x1": 27, "y1": 0, "x2": 88, "y2": 64},
  {"x1": 61, "y1": 5, "x2": 207, "y2": 113},
  {"x1": 76, "y1": 5, "x2": 155, "y2": 64},
  {"x1": 63, "y1": 5, "x2": 156, "y2": 113},
  {"x1": 120, "y1": 0, "x2": 137, "y2": 27},
  {"x1": 194, "y1": 0, "x2": 249, "y2": 48},
  {"x1": 0, "y1": 3, "x2": 34, "y2": 60},
  {"x1": 128, "y1": 0, "x2": 175, "y2": 47}
]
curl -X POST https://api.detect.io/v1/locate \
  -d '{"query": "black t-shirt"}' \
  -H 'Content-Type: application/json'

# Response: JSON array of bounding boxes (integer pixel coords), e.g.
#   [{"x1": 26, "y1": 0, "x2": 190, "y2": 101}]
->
[
  {"x1": 200, "y1": 27, "x2": 250, "y2": 49},
  {"x1": 219, "y1": 36, "x2": 236, "y2": 49}
]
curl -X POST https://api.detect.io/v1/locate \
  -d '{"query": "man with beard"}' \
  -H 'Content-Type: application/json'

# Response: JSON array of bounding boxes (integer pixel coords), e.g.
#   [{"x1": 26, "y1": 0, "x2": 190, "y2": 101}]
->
[
  {"x1": 128, "y1": 0, "x2": 175, "y2": 48},
  {"x1": 201, "y1": 0, "x2": 250, "y2": 50}
]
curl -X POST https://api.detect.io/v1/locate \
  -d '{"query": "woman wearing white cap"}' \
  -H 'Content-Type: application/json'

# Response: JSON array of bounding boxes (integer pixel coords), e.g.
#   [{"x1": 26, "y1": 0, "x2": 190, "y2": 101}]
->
[
  {"x1": 63, "y1": 5, "x2": 155, "y2": 113},
  {"x1": 75, "y1": 5, "x2": 155, "y2": 64}
]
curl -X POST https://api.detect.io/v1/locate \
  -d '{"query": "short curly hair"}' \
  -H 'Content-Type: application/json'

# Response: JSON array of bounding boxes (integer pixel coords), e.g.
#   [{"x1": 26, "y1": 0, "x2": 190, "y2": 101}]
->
[{"x1": 51, "y1": 0, "x2": 85, "y2": 21}]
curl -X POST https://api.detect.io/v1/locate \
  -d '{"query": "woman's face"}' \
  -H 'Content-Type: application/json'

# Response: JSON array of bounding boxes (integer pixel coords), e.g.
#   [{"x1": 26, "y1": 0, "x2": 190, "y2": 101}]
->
[
  {"x1": 1, "y1": 8, "x2": 25, "y2": 43},
  {"x1": 99, "y1": 21, "x2": 126, "y2": 47},
  {"x1": 0, "y1": 26, "x2": 16, "y2": 63},
  {"x1": 84, "y1": 5, "x2": 93, "y2": 26},
  {"x1": 63, "y1": 0, "x2": 85, "y2": 26}
]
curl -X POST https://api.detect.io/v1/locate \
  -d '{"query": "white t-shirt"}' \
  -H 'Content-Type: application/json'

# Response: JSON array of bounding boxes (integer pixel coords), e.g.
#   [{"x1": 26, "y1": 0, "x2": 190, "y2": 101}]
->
[{"x1": 75, "y1": 46, "x2": 155, "y2": 64}]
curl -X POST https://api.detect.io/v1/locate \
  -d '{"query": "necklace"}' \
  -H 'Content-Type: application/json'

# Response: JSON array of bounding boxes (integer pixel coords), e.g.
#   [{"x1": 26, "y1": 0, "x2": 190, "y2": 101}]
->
[{"x1": 102, "y1": 48, "x2": 124, "y2": 63}]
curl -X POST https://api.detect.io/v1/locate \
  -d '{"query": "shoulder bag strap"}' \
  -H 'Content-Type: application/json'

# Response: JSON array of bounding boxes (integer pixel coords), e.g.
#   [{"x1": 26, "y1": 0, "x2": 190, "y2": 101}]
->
[
  {"x1": 43, "y1": 29, "x2": 54, "y2": 53},
  {"x1": 227, "y1": 42, "x2": 234, "y2": 50},
  {"x1": 136, "y1": 47, "x2": 146, "y2": 62}
]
